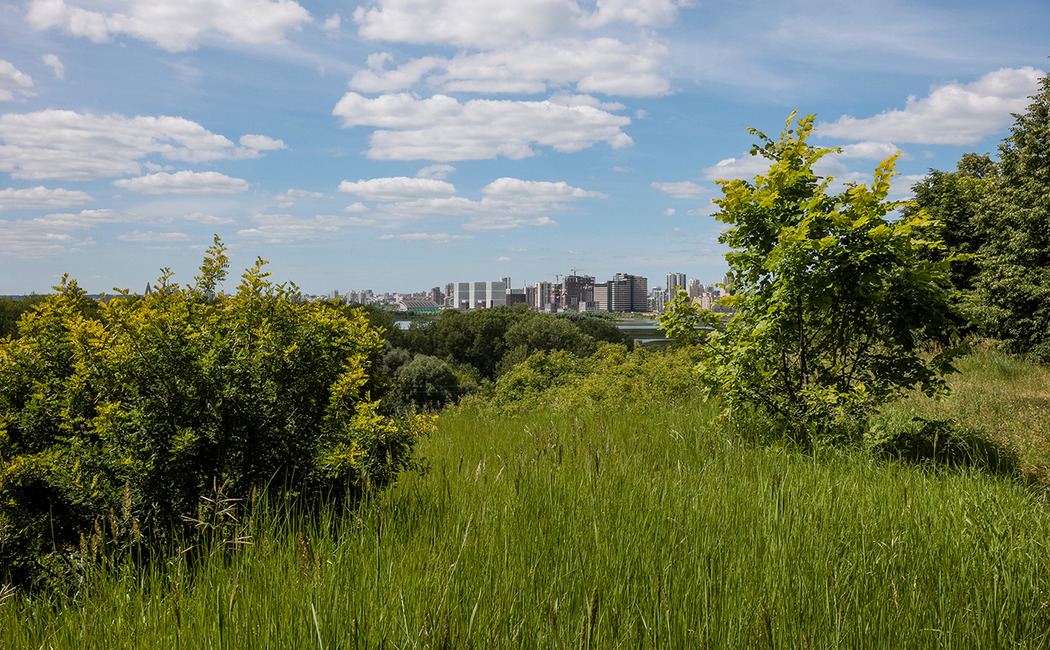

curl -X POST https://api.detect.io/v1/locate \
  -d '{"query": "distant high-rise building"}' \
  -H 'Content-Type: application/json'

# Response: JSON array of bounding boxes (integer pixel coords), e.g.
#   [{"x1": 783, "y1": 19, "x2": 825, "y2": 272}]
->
[
  {"x1": 666, "y1": 272, "x2": 686, "y2": 297},
  {"x1": 651, "y1": 286, "x2": 669, "y2": 313},
  {"x1": 345, "y1": 289, "x2": 373, "y2": 305},
  {"x1": 534, "y1": 281, "x2": 554, "y2": 311},
  {"x1": 506, "y1": 292, "x2": 527, "y2": 307},
  {"x1": 594, "y1": 273, "x2": 648, "y2": 312},
  {"x1": 562, "y1": 274, "x2": 595, "y2": 311},
  {"x1": 449, "y1": 281, "x2": 508, "y2": 309},
  {"x1": 687, "y1": 278, "x2": 702, "y2": 300}
]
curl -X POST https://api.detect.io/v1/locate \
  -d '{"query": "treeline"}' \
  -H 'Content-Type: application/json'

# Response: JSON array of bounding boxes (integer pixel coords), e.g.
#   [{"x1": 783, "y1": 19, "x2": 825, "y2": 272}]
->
[
  {"x1": 906, "y1": 70, "x2": 1050, "y2": 358},
  {"x1": 353, "y1": 305, "x2": 634, "y2": 413}
]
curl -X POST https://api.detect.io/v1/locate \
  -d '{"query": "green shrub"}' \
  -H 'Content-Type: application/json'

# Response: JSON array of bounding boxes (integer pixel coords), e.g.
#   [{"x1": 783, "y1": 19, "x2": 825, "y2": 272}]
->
[
  {"x1": 0, "y1": 239, "x2": 433, "y2": 588},
  {"x1": 389, "y1": 354, "x2": 465, "y2": 412}
]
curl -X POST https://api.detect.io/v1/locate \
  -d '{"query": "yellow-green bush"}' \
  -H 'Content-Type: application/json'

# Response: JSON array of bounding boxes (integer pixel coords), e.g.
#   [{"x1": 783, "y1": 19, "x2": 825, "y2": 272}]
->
[{"x1": 0, "y1": 239, "x2": 431, "y2": 588}]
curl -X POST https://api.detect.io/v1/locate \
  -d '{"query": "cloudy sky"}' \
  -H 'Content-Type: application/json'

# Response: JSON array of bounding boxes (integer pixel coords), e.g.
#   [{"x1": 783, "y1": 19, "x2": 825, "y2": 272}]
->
[{"x1": 0, "y1": 0, "x2": 1047, "y2": 295}]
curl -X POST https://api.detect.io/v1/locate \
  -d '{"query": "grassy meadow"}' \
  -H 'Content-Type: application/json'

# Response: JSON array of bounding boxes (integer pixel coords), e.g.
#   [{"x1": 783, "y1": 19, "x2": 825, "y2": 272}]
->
[{"x1": 4, "y1": 346, "x2": 1050, "y2": 647}]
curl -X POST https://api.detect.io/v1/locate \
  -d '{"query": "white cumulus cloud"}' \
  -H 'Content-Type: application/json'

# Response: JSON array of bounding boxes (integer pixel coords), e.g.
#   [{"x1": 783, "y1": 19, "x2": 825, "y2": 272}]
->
[
  {"x1": 358, "y1": 176, "x2": 605, "y2": 231},
  {"x1": 239, "y1": 134, "x2": 286, "y2": 150},
  {"x1": 322, "y1": 13, "x2": 341, "y2": 33},
  {"x1": 332, "y1": 92, "x2": 632, "y2": 161},
  {"x1": 481, "y1": 177, "x2": 607, "y2": 202},
  {"x1": 378, "y1": 232, "x2": 473, "y2": 242},
  {"x1": 0, "y1": 110, "x2": 281, "y2": 180},
  {"x1": 354, "y1": 0, "x2": 582, "y2": 49},
  {"x1": 184, "y1": 211, "x2": 235, "y2": 225},
  {"x1": 338, "y1": 176, "x2": 458, "y2": 201},
  {"x1": 837, "y1": 141, "x2": 906, "y2": 160},
  {"x1": 113, "y1": 171, "x2": 249, "y2": 194},
  {"x1": 350, "y1": 38, "x2": 671, "y2": 97},
  {"x1": 0, "y1": 185, "x2": 92, "y2": 210},
  {"x1": 821, "y1": 67, "x2": 1044, "y2": 145},
  {"x1": 274, "y1": 188, "x2": 325, "y2": 207},
  {"x1": 42, "y1": 54, "x2": 65, "y2": 80},
  {"x1": 0, "y1": 61, "x2": 35, "y2": 101},
  {"x1": 26, "y1": 0, "x2": 311, "y2": 52},
  {"x1": 238, "y1": 213, "x2": 375, "y2": 243},
  {"x1": 416, "y1": 164, "x2": 455, "y2": 180},
  {"x1": 0, "y1": 208, "x2": 136, "y2": 258},
  {"x1": 353, "y1": 0, "x2": 688, "y2": 48}
]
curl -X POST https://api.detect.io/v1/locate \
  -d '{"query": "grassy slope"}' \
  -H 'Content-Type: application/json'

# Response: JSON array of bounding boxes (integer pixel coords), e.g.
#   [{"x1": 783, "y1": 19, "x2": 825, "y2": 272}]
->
[
  {"x1": 4, "y1": 349, "x2": 1050, "y2": 647},
  {"x1": 881, "y1": 343, "x2": 1050, "y2": 482}
]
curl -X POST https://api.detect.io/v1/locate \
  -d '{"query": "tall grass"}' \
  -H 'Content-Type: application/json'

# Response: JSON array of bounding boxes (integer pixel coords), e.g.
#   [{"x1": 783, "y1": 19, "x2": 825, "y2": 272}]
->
[
  {"x1": 880, "y1": 342, "x2": 1050, "y2": 482},
  {"x1": 5, "y1": 353, "x2": 1050, "y2": 646}
]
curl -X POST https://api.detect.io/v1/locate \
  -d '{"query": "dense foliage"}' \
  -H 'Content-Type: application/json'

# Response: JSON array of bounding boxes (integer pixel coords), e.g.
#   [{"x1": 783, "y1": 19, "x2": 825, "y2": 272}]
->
[
  {"x1": 902, "y1": 153, "x2": 997, "y2": 297},
  {"x1": 486, "y1": 343, "x2": 704, "y2": 415},
  {"x1": 0, "y1": 295, "x2": 54, "y2": 340},
  {"x1": 0, "y1": 240, "x2": 431, "y2": 588},
  {"x1": 378, "y1": 306, "x2": 632, "y2": 412},
  {"x1": 663, "y1": 114, "x2": 968, "y2": 443},
  {"x1": 972, "y1": 70, "x2": 1050, "y2": 358}
]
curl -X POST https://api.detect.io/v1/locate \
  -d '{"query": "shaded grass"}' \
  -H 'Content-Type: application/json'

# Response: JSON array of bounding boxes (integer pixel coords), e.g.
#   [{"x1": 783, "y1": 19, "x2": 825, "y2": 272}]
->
[{"x1": 879, "y1": 342, "x2": 1050, "y2": 483}]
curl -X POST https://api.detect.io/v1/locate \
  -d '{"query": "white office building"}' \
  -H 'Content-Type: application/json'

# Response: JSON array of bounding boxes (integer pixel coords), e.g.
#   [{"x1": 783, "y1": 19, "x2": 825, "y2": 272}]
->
[{"x1": 450, "y1": 281, "x2": 508, "y2": 309}]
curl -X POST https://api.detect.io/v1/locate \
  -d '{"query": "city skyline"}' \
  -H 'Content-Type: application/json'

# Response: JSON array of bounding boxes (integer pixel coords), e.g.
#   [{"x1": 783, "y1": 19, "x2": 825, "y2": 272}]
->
[{"x1": 1, "y1": 0, "x2": 1048, "y2": 295}]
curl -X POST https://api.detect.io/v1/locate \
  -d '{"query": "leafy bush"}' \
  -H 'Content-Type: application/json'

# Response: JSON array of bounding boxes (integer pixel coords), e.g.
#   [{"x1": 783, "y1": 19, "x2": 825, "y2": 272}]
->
[
  {"x1": 973, "y1": 70, "x2": 1050, "y2": 359},
  {"x1": 389, "y1": 354, "x2": 465, "y2": 413},
  {"x1": 497, "y1": 316, "x2": 597, "y2": 375},
  {"x1": 0, "y1": 239, "x2": 433, "y2": 588}
]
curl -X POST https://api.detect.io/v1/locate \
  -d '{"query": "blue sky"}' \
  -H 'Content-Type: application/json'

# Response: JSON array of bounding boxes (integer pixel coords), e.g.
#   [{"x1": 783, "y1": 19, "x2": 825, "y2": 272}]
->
[{"x1": 0, "y1": 0, "x2": 1047, "y2": 295}]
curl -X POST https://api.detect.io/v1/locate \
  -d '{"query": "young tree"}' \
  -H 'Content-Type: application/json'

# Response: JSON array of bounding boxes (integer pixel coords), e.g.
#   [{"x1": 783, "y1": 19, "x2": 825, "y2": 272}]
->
[
  {"x1": 974, "y1": 69, "x2": 1050, "y2": 359},
  {"x1": 666, "y1": 114, "x2": 967, "y2": 444}
]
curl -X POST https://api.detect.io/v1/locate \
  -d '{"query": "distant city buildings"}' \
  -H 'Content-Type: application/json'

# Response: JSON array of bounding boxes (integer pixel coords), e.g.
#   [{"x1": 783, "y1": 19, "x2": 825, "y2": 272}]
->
[{"x1": 335, "y1": 271, "x2": 731, "y2": 314}]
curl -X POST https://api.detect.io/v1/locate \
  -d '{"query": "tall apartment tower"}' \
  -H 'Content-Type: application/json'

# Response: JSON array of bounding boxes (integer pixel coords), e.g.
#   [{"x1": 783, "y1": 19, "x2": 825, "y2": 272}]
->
[
  {"x1": 533, "y1": 281, "x2": 554, "y2": 311},
  {"x1": 687, "y1": 278, "x2": 702, "y2": 300},
  {"x1": 666, "y1": 272, "x2": 687, "y2": 297}
]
